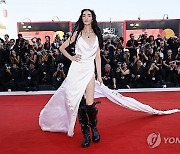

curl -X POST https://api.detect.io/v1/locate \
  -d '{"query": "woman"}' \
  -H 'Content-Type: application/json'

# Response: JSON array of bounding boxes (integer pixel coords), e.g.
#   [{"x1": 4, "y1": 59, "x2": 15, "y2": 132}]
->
[
  {"x1": 26, "y1": 48, "x2": 38, "y2": 66},
  {"x1": 39, "y1": 9, "x2": 103, "y2": 148},
  {"x1": 39, "y1": 9, "x2": 180, "y2": 148},
  {"x1": 59, "y1": 9, "x2": 103, "y2": 147},
  {"x1": 9, "y1": 50, "x2": 20, "y2": 66}
]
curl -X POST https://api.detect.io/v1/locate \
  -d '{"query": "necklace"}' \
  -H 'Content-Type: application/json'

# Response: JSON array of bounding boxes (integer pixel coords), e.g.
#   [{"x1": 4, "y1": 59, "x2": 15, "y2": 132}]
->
[{"x1": 84, "y1": 30, "x2": 93, "y2": 39}]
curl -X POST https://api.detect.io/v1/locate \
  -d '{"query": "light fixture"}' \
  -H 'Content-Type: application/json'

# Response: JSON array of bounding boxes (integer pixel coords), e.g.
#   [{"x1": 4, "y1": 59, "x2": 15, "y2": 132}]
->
[
  {"x1": 52, "y1": 16, "x2": 60, "y2": 22},
  {"x1": 138, "y1": 15, "x2": 141, "y2": 20},
  {"x1": 130, "y1": 23, "x2": 140, "y2": 29},
  {"x1": 163, "y1": 14, "x2": 169, "y2": 20},
  {"x1": 0, "y1": 0, "x2": 6, "y2": 4},
  {"x1": 21, "y1": 18, "x2": 32, "y2": 31}
]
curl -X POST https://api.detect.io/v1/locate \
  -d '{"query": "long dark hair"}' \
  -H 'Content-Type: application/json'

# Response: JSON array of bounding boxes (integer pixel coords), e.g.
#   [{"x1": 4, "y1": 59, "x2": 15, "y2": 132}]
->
[{"x1": 71, "y1": 9, "x2": 103, "y2": 49}]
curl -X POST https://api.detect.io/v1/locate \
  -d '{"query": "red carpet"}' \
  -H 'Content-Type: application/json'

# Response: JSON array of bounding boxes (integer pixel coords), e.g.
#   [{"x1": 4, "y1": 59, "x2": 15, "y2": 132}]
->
[{"x1": 0, "y1": 92, "x2": 180, "y2": 154}]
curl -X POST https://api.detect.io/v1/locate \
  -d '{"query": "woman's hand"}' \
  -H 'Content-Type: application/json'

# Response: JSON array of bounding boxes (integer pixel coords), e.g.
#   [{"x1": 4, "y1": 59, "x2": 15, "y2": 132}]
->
[
  {"x1": 97, "y1": 76, "x2": 103, "y2": 85},
  {"x1": 71, "y1": 54, "x2": 81, "y2": 62}
]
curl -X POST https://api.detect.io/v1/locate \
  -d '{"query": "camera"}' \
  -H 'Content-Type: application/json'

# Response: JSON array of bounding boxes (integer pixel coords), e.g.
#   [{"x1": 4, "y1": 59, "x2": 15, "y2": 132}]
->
[
  {"x1": 57, "y1": 63, "x2": 64, "y2": 70},
  {"x1": 24, "y1": 52, "x2": 29, "y2": 57},
  {"x1": 5, "y1": 63, "x2": 11, "y2": 70},
  {"x1": 37, "y1": 51, "x2": 42, "y2": 55},
  {"x1": 117, "y1": 62, "x2": 122, "y2": 67},
  {"x1": 24, "y1": 41, "x2": 29, "y2": 45}
]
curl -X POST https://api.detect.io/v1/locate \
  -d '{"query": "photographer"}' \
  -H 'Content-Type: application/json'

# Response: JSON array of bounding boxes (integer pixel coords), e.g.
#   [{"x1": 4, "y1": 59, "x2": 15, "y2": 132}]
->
[
  {"x1": 4, "y1": 63, "x2": 22, "y2": 91},
  {"x1": 101, "y1": 49, "x2": 110, "y2": 69},
  {"x1": 146, "y1": 62, "x2": 162, "y2": 88},
  {"x1": 52, "y1": 63, "x2": 66, "y2": 89},
  {"x1": 114, "y1": 48, "x2": 124, "y2": 66},
  {"x1": 126, "y1": 33, "x2": 139, "y2": 62},
  {"x1": 155, "y1": 34, "x2": 163, "y2": 47},
  {"x1": 38, "y1": 50, "x2": 52, "y2": 85},
  {"x1": 138, "y1": 32, "x2": 149, "y2": 45},
  {"x1": 49, "y1": 48, "x2": 68, "y2": 73},
  {"x1": 0, "y1": 43, "x2": 5, "y2": 68},
  {"x1": 35, "y1": 38, "x2": 43, "y2": 51},
  {"x1": 26, "y1": 48, "x2": 38, "y2": 67},
  {"x1": 51, "y1": 34, "x2": 62, "y2": 50},
  {"x1": 102, "y1": 64, "x2": 117, "y2": 89},
  {"x1": 3, "y1": 34, "x2": 10, "y2": 51},
  {"x1": 116, "y1": 62, "x2": 131, "y2": 89},
  {"x1": 20, "y1": 40, "x2": 31, "y2": 63},
  {"x1": 162, "y1": 49, "x2": 176, "y2": 83},
  {"x1": 167, "y1": 36, "x2": 179, "y2": 58},
  {"x1": 107, "y1": 45, "x2": 117, "y2": 70},
  {"x1": 0, "y1": 44, "x2": 6, "y2": 91},
  {"x1": 131, "y1": 60, "x2": 147, "y2": 88},
  {"x1": 122, "y1": 49, "x2": 131, "y2": 67},
  {"x1": 144, "y1": 43, "x2": 155, "y2": 67},
  {"x1": 138, "y1": 45, "x2": 148, "y2": 67},
  {"x1": 175, "y1": 63, "x2": 180, "y2": 87},
  {"x1": 157, "y1": 41, "x2": 168, "y2": 58},
  {"x1": 9, "y1": 50, "x2": 20, "y2": 66},
  {"x1": 23, "y1": 63, "x2": 39, "y2": 91},
  {"x1": 14, "y1": 34, "x2": 25, "y2": 55},
  {"x1": 44, "y1": 36, "x2": 51, "y2": 51}
]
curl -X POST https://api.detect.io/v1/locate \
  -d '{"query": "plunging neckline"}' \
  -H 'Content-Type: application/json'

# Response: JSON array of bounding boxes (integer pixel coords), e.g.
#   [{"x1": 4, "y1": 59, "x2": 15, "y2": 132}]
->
[{"x1": 80, "y1": 36, "x2": 97, "y2": 48}]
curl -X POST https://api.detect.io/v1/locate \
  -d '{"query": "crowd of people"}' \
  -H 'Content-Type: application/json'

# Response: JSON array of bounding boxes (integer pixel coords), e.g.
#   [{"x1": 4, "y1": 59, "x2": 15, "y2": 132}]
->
[{"x1": 0, "y1": 32, "x2": 180, "y2": 91}]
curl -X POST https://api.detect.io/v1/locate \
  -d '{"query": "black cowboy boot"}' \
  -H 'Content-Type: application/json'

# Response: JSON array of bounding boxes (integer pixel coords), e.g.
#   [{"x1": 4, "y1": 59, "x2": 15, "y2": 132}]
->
[
  {"x1": 78, "y1": 97, "x2": 91, "y2": 147},
  {"x1": 86, "y1": 102, "x2": 101, "y2": 143}
]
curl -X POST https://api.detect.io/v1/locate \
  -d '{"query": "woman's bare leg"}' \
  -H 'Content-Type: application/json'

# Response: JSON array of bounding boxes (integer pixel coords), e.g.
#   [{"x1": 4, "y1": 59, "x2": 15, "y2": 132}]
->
[{"x1": 85, "y1": 75, "x2": 95, "y2": 105}]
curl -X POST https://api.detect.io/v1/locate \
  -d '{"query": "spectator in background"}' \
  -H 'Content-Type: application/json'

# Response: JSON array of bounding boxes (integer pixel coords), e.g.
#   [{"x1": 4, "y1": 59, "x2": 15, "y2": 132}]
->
[
  {"x1": 155, "y1": 33, "x2": 163, "y2": 47},
  {"x1": 122, "y1": 49, "x2": 131, "y2": 66},
  {"x1": 144, "y1": 43, "x2": 155, "y2": 66},
  {"x1": 23, "y1": 63, "x2": 39, "y2": 91},
  {"x1": 157, "y1": 40, "x2": 167, "y2": 59},
  {"x1": 21, "y1": 40, "x2": 31, "y2": 64},
  {"x1": 116, "y1": 62, "x2": 131, "y2": 89},
  {"x1": 175, "y1": 48, "x2": 180, "y2": 63},
  {"x1": 4, "y1": 63, "x2": 22, "y2": 91},
  {"x1": 101, "y1": 49, "x2": 110, "y2": 69},
  {"x1": 108, "y1": 45, "x2": 117, "y2": 70},
  {"x1": 148, "y1": 35, "x2": 157, "y2": 51},
  {"x1": 126, "y1": 33, "x2": 138, "y2": 62},
  {"x1": 26, "y1": 48, "x2": 38, "y2": 67},
  {"x1": 0, "y1": 37, "x2": 4, "y2": 44},
  {"x1": 146, "y1": 62, "x2": 162, "y2": 88},
  {"x1": 131, "y1": 60, "x2": 147, "y2": 88},
  {"x1": 34, "y1": 38, "x2": 43, "y2": 51},
  {"x1": 114, "y1": 48, "x2": 124, "y2": 66},
  {"x1": 167, "y1": 36, "x2": 179, "y2": 58},
  {"x1": 154, "y1": 51, "x2": 164, "y2": 81},
  {"x1": 0, "y1": 43, "x2": 5, "y2": 68},
  {"x1": 4, "y1": 34, "x2": 9, "y2": 43},
  {"x1": 162, "y1": 49, "x2": 179, "y2": 87},
  {"x1": 102, "y1": 64, "x2": 117, "y2": 89},
  {"x1": 14, "y1": 34, "x2": 25, "y2": 55},
  {"x1": 3, "y1": 34, "x2": 10, "y2": 51},
  {"x1": 9, "y1": 39, "x2": 15, "y2": 50},
  {"x1": 50, "y1": 48, "x2": 67, "y2": 71},
  {"x1": 9, "y1": 50, "x2": 20, "y2": 66},
  {"x1": 52, "y1": 63, "x2": 66, "y2": 89},
  {"x1": 44, "y1": 36, "x2": 51, "y2": 51},
  {"x1": 0, "y1": 43, "x2": 5, "y2": 91},
  {"x1": 52, "y1": 34, "x2": 62, "y2": 50}
]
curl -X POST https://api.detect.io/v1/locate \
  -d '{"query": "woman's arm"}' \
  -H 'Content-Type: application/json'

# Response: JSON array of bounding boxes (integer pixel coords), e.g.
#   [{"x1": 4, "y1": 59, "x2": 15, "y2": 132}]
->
[
  {"x1": 59, "y1": 32, "x2": 81, "y2": 62},
  {"x1": 95, "y1": 47, "x2": 103, "y2": 84}
]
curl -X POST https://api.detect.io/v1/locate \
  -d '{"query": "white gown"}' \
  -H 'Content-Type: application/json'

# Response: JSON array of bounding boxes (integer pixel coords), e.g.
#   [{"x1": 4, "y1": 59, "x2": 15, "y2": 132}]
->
[{"x1": 39, "y1": 36, "x2": 180, "y2": 137}]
